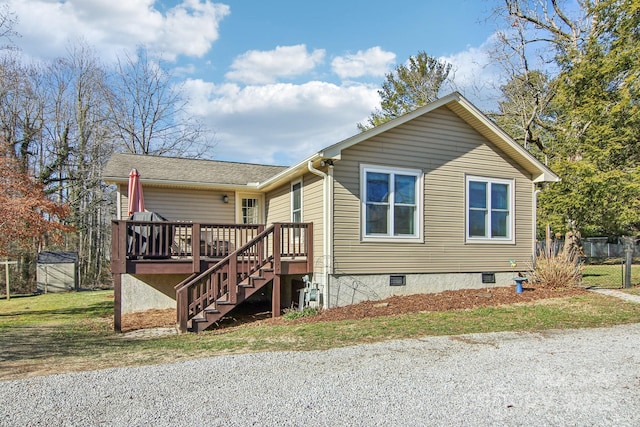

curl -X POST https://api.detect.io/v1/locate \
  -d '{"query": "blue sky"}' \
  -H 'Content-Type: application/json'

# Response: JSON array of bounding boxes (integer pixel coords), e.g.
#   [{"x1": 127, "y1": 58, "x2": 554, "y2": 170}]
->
[{"x1": 6, "y1": 0, "x2": 504, "y2": 165}]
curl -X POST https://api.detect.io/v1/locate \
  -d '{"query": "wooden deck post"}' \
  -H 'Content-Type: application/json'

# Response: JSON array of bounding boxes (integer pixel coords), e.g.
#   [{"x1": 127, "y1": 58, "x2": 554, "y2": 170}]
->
[
  {"x1": 229, "y1": 254, "x2": 237, "y2": 304},
  {"x1": 272, "y1": 274, "x2": 281, "y2": 317},
  {"x1": 114, "y1": 273, "x2": 122, "y2": 333},
  {"x1": 272, "y1": 224, "x2": 282, "y2": 318},
  {"x1": 176, "y1": 287, "x2": 188, "y2": 333},
  {"x1": 192, "y1": 223, "x2": 200, "y2": 273},
  {"x1": 306, "y1": 222, "x2": 313, "y2": 273}
]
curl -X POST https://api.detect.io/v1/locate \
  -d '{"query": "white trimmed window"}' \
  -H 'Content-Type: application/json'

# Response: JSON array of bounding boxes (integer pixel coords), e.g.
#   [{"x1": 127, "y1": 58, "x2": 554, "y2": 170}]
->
[
  {"x1": 361, "y1": 165, "x2": 422, "y2": 241},
  {"x1": 236, "y1": 193, "x2": 263, "y2": 224},
  {"x1": 466, "y1": 175, "x2": 514, "y2": 242},
  {"x1": 291, "y1": 180, "x2": 302, "y2": 223}
]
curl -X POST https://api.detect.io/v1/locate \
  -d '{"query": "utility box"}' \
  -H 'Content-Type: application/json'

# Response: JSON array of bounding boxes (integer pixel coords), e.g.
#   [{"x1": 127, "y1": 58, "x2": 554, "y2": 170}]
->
[{"x1": 36, "y1": 251, "x2": 78, "y2": 293}]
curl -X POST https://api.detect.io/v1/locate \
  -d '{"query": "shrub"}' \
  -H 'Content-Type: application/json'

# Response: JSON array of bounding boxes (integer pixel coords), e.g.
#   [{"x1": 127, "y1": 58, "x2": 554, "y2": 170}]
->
[{"x1": 530, "y1": 248, "x2": 583, "y2": 288}]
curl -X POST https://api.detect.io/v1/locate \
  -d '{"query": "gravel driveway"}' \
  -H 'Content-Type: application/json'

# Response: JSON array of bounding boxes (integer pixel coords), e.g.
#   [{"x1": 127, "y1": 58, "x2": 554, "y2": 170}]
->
[{"x1": 2, "y1": 323, "x2": 639, "y2": 426}]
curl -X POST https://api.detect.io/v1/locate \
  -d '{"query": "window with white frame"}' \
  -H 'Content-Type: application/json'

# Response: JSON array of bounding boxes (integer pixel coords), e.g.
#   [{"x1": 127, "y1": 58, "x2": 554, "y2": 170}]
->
[
  {"x1": 361, "y1": 165, "x2": 422, "y2": 240},
  {"x1": 241, "y1": 197, "x2": 260, "y2": 224},
  {"x1": 466, "y1": 175, "x2": 514, "y2": 242},
  {"x1": 291, "y1": 180, "x2": 302, "y2": 223},
  {"x1": 236, "y1": 193, "x2": 263, "y2": 224}
]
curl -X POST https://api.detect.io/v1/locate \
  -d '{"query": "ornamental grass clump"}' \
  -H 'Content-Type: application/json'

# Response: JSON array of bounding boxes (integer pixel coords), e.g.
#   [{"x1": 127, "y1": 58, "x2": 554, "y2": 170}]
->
[{"x1": 530, "y1": 248, "x2": 583, "y2": 289}]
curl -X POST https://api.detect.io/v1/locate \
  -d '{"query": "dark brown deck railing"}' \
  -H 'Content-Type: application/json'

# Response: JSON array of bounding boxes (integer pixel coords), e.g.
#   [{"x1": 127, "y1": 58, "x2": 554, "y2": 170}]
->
[
  {"x1": 174, "y1": 222, "x2": 312, "y2": 332},
  {"x1": 110, "y1": 220, "x2": 263, "y2": 272}
]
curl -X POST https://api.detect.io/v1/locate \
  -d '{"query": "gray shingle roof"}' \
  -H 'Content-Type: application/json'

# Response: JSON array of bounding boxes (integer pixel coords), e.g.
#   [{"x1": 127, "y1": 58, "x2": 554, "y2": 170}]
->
[
  {"x1": 103, "y1": 153, "x2": 288, "y2": 187},
  {"x1": 38, "y1": 251, "x2": 78, "y2": 264}
]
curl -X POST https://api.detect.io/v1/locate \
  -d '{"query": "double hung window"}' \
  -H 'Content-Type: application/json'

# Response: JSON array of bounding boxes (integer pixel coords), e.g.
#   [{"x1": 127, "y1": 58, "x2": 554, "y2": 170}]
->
[
  {"x1": 291, "y1": 181, "x2": 302, "y2": 223},
  {"x1": 466, "y1": 176, "x2": 513, "y2": 242},
  {"x1": 361, "y1": 165, "x2": 422, "y2": 241}
]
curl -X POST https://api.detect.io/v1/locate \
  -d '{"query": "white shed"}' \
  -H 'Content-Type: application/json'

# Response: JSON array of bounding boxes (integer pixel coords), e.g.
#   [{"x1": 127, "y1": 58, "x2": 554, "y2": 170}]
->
[{"x1": 36, "y1": 251, "x2": 78, "y2": 293}]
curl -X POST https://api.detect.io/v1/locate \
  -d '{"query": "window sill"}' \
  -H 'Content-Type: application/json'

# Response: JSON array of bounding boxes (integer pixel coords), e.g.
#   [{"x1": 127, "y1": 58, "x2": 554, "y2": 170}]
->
[
  {"x1": 361, "y1": 236, "x2": 424, "y2": 244},
  {"x1": 465, "y1": 238, "x2": 515, "y2": 245}
]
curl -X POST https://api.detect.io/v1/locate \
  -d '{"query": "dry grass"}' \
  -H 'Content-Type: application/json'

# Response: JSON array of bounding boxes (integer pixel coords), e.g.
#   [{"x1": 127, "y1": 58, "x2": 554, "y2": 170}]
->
[{"x1": 530, "y1": 249, "x2": 583, "y2": 288}]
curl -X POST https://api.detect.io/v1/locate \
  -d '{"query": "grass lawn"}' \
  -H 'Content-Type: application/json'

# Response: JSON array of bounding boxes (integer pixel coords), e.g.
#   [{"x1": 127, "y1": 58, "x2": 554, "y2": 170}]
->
[
  {"x1": 581, "y1": 263, "x2": 640, "y2": 288},
  {"x1": 2, "y1": 289, "x2": 640, "y2": 381}
]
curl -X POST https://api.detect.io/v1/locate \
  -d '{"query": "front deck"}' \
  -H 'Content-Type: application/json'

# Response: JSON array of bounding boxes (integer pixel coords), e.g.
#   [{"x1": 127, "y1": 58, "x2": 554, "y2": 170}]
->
[{"x1": 110, "y1": 220, "x2": 313, "y2": 332}]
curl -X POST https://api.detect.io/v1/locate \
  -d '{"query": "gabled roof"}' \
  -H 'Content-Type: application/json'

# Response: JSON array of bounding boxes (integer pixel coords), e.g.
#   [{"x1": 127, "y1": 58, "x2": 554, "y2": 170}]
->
[
  {"x1": 104, "y1": 93, "x2": 559, "y2": 191},
  {"x1": 103, "y1": 153, "x2": 288, "y2": 189},
  {"x1": 258, "y1": 92, "x2": 560, "y2": 190}
]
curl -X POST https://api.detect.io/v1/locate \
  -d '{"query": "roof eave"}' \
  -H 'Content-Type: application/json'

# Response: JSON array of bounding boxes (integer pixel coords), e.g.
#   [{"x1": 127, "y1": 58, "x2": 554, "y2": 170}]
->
[
  {"x1": 257, "y1": 153, "x2": 324, "y2": 191},
  {"x1": 104, "y1": 176, "x2": 260, "y2": 191},
  {"x1": 448, "y1": 95, "x2": 561, "y2": 183}
]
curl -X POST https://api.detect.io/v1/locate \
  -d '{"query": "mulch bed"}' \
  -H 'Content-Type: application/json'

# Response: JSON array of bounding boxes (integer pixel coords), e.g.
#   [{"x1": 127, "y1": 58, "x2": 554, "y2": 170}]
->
[
  {"x1": 119, "y1": 285, "x2": 589, "y2": 332},
  {"x1": 275, "y1": 285, "x2": 588, "y2": 324}
]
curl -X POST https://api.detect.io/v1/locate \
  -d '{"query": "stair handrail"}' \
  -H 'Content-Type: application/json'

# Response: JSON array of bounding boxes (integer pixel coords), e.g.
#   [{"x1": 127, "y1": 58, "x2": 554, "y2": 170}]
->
[
  {"x1": 175, "y1": 224, "x2": 276, "y2": 332},
  {"x1": 174, "y1": 224, "x2": 275, "y2": 293}
]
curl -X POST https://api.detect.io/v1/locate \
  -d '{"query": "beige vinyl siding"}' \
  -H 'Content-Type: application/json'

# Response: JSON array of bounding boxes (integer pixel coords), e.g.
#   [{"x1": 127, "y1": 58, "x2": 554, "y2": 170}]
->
[
  {"x1": 301, "y1": 173, "x2": 324, "y2": 271},
  {"x1": 333, "y1": 106, "x2": 533, "y2": 274},
  {"x1": 266, "y1": 173, "x2": 324, "y2": 273},
  {"x1": 265, "y1": 184, "x2": 290, "y2": 224},
  {"x1": 120, "y1": 186, "x2": 235, "y2": 223}
]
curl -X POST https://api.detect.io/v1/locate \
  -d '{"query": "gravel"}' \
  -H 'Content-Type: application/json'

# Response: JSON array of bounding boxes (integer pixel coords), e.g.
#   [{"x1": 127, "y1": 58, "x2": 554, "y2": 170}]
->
[{"x1": 2, "y1": 323, "x2": 639, "y2": 426}]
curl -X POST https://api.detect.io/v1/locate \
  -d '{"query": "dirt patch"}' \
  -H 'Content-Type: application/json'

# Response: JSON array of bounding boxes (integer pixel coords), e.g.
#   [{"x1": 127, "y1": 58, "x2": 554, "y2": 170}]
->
[
  {"x1": 121, "y1": 309, "x2": 178, "y2": 332},
  {"x1": 121, "y1": 285, "x2": 589, "y2": 332}
]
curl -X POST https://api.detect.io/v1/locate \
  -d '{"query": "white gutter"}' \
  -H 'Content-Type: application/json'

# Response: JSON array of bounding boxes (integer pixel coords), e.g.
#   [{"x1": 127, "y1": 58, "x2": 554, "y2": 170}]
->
[{"x1": 307, "y1": 160, "x2": 330, "y2": 309}]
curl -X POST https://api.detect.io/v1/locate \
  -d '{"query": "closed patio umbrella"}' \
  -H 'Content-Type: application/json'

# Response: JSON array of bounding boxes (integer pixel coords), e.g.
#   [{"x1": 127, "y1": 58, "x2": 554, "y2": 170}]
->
[{"x1": 127, "y1": 168, "x2": 145, "y2": 217}]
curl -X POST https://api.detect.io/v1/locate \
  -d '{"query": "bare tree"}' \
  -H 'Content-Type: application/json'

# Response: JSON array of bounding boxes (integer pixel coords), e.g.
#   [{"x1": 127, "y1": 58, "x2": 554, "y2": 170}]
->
[
  {"x1": 42, "y1": 42, "x2": 114, "y2": 286},
  {"x1": 0, "y1": 54, "x2": 45, "y2": 173},
  {"x1": 489, "y1": 0, "x2": 601, "y2": 151},
  {"x1": 0, "y1": 4, "x2": 18, "y2": 50},
  {"x1": 107, "y1": 47, "x2": 213, "y2": 158},
  {"x1": 488, "y1": 19, "x2": 557, "y2": 162}
]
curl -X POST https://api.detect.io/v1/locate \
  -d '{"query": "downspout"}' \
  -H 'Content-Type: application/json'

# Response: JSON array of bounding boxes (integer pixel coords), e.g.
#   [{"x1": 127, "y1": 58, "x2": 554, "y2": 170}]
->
[
  {"x1": 533, "y1": 188, "x2": 542, "y2": 266},
  {"x1": 307, "y1": 161, "x2": 330, "y2": 309},
  {"x1": 327, "y1": 162, "x2": 334, "y2": 307}
]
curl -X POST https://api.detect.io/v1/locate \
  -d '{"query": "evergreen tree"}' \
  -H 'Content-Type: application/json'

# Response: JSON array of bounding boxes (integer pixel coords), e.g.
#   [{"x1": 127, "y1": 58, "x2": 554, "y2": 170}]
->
[{"x1": 359, "y1": 51, "x2": 451, "y2": 131}]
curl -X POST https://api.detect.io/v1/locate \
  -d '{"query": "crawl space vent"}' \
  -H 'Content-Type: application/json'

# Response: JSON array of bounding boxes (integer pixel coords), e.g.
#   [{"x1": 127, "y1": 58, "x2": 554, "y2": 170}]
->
[
  {"x1": 389, "y1": 275, "x2": 406, "y2": 286},
  {"x1": 481, "y1": 272, "x2": 496, "y2": 284}
]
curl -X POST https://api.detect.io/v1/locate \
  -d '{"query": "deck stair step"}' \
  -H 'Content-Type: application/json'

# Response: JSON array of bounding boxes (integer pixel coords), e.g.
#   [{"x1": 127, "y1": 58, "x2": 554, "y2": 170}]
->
[
  {"x1": 176, "y1": 223, "x2": 312, "y2": 333},
  {"x1": 185, "y1": 267, "x2": 277, "y2": 332},
  {"x1": 187, "y1": 268, "x2": 276, "y2": 332}
]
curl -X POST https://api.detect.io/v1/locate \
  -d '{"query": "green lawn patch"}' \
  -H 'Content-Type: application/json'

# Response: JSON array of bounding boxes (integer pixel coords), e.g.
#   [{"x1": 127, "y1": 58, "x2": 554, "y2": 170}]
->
[{"x1": 1, "y1": 290, "x2": 640, "y2": 381}]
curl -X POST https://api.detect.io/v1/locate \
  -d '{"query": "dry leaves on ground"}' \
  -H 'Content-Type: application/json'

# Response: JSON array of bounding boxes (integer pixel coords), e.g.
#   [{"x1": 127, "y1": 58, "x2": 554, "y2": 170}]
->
[{"x1": 120, "y1": 285, "x2": 589, "y2": 332}]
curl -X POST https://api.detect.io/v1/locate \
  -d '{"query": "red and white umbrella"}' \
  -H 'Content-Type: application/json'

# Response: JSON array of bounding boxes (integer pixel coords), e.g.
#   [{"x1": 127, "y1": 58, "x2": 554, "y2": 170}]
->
[{"x1": 127, "y1": 168, "x2": 145, "y2": 216}]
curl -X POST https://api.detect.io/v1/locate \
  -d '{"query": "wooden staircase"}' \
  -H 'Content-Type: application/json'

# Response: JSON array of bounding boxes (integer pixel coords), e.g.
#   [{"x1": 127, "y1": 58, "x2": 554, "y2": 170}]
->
[
  {"x1": 190, "y1": 263, "x2": 275, "y2": 333},
  {"x1": 174, "y1": 223, "x2": 312, "y2": 333}
]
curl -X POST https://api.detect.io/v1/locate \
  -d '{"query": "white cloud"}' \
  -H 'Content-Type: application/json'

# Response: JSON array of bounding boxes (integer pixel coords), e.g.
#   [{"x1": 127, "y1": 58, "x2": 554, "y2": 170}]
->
[
  {"x1": 331, "y1": 46, "x2": 396, "y2": 79},
  {"x1": 183, "y1": 79, "x2": 380, "y2": 164},
  {"x1": 439, "y1": 34, "x2": 503, "y2": 107},
  {"x1": 225, "y1": 44, "x2": 326, "y2": 85},
  {"x1": 7, "y1": 0, "x2": 229, "y2": 62}
]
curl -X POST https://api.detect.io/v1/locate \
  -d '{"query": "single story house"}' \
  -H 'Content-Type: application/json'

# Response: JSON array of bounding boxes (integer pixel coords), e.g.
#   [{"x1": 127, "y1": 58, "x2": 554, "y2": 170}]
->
[{"x1": 104, "y1": 92, "x2": 559, "y2": 332}]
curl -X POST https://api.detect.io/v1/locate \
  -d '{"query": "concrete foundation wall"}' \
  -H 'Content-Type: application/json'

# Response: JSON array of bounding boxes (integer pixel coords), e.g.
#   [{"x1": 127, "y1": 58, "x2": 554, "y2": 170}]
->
[
  {"x1": 328, "y1": 272, "x2": 515, "y2": 308},
  {"x1": 121, "y1": 274, "x2": 187, "y2": 314},
  {"x1": 120, "y1": 273, "x2": 307, "y2": 314}
]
